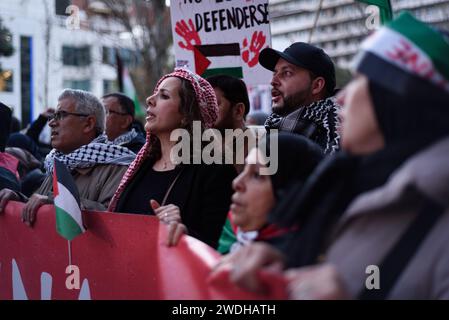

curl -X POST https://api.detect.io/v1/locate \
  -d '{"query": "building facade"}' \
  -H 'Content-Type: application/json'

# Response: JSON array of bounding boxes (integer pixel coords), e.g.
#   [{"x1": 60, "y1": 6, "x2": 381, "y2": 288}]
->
[
  {"x1": 0, "y1": 0, "x2": 136, "y2": 127},
  {"x1": 269, "y1": 0, "x2": 449, "y2": 68}
]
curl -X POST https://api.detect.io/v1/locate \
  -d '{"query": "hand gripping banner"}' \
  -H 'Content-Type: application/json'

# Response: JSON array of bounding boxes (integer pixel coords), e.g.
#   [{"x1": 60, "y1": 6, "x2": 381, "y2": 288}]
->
[{"x1": 0, "y1": 201, "x2": 287, "y2": 300}]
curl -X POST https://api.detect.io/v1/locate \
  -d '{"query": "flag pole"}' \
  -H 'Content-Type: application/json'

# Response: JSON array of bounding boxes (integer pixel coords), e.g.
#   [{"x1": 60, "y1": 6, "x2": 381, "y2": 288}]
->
[
  {"x1": 68, "y1": 240, "x2": 72, "y2": 266},
  {"x1": 308, "y1": 0, "x2": 324, "y2": 43}
]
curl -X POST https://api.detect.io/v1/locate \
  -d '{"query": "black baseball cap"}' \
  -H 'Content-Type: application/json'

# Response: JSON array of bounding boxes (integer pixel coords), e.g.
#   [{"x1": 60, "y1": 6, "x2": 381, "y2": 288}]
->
[{"x1": 259, "y1": 42, "x2": 336, "y2": 94}]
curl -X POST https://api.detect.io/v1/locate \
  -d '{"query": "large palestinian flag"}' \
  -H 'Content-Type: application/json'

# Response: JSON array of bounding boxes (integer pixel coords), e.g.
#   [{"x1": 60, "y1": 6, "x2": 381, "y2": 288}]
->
[
  {"x1": 52, "y1": 159, "x2": 85, "y2": 241},
  {"x1": 193, "y1": 43, "x2": 243, "y2": 78}
]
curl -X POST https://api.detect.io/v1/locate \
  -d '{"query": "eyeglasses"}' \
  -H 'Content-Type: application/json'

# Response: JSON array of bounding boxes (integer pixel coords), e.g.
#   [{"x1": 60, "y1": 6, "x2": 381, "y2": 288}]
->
[
  {"x1": 106, "y1": 109, "x2": 129, "y2": 116},
  {"x1": 49, "y1": 110, "x2": 90, "y2": 121}
]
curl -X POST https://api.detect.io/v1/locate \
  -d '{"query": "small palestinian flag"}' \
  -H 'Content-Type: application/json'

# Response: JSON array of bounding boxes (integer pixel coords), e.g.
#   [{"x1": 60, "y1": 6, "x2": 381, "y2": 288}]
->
[
  {"x1": 52, "y1": 159, "x2": 85, "y2": 241},
  {"x1": 193, "y1": 43, "x2": 243, "y2": 78}
]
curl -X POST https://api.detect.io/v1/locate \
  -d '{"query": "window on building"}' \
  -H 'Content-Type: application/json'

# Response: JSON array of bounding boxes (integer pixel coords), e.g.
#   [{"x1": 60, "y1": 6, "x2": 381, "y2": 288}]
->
[
  {"x1": 0, "y1": 70, "x2": 13, "y2": 92},
  {"x1": 63, "y1": 79, "x2": 91, "y2": 91},
  {"x1": 62, "y1": 46, "x2": 91, "y2": 66},
  {"x1": 55, "y1": 0, "x2": 71, "y2": 16}
]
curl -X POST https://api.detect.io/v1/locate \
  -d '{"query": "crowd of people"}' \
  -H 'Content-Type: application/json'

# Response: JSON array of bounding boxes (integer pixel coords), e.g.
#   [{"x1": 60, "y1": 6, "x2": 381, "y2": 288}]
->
[{"x1": 1, "y1": 12, "x2": 448, "y2": 299}]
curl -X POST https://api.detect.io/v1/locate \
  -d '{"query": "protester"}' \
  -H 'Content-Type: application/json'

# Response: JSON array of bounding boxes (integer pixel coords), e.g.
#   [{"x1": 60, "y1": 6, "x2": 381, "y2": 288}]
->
[
  {"x1": 5, "y1": 109, "x2": 54, "y2": 196},
  {"x1": 215, "y1": 13, "x2": 449, "y2": 299},
  {"x1": 207, "y1": 74, "x2": 253, "y2": 173},
  {"x1": 259, "y1": 42, "x2": 340, "y2": 154},
  {"x1": 0, "y1": 89, "x2": 135, "y2": 225},
  {"x1": 10, "y1": 116, "x2": 21, "y2": 134},
  {"x1": 207, "y1": 74, "x2": 250, "y2": 133},
  {"x1": 109, "y1": 68, "x2": 236, "y2": 249},
  {"x1": 0, "y1": 102, "x2": 12, "y2": 154},
  {"x1": 216, "y1": 133, "x2": 323, "y2": 254},
  {"x1": 7, "y1": 133, "x2": 43, "y2": 162},
  {"x1": 102, "y1": 92, "x2": 145, "y2": 153}
]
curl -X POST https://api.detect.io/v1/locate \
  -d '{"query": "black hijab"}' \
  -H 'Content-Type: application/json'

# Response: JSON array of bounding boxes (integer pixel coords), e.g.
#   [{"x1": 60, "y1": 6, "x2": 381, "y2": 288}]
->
[{"x1": 259, "y1": 132, "x2": 324, "y2": 200}]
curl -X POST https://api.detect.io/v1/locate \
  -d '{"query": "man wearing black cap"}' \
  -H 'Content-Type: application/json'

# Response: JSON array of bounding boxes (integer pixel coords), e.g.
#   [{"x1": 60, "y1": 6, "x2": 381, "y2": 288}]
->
[
  {"x1": 102, "y1": 92, "x2": 145, "y2": 154},
  {"x1": 259, "y1": 42, "x2": 340, "y2": 154}
]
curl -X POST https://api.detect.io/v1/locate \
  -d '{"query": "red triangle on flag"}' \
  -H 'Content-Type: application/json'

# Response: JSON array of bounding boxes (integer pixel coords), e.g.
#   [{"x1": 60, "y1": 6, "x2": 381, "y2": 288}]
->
[{"x1": 193, "y1": 46, "x2": 211, "y2": 76}]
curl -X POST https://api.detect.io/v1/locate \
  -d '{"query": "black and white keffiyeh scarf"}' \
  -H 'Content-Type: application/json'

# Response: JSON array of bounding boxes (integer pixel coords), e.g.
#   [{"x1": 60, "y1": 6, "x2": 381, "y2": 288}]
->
[
  {"x1": 265, "y1": 97, "x2": 341, "y2": 154},
  {"x1": 44, "y1": 134, "x2": 136, "y2": 174},
  {"x1": 111, "y1": 128, "x2": 139, "y2": 146}
]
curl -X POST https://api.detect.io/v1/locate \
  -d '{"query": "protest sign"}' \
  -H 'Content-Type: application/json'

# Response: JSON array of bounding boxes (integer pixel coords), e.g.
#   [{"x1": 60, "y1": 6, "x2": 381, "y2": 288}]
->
[{"x1": 170, "y1": 0, "x2": 272, "y2": 85}]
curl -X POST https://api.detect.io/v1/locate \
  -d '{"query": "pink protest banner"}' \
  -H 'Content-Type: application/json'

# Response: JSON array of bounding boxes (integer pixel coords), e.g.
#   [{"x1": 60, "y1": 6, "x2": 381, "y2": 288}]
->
[{"x1": 0, "y1": 201, "x2": 287, "y2": 300}]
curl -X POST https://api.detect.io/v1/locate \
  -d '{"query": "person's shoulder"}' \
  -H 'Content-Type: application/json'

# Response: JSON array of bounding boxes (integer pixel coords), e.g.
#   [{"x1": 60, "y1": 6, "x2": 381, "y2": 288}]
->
[
  {"x1": 125, "y1": 138, "x2": 145, "y2": 154},
  {"x1": 0, "y1": 166, "x2": 20, "y2": 192},
  {"x1": 132, "y1": 132, "x2": 146, "y2": 143}
]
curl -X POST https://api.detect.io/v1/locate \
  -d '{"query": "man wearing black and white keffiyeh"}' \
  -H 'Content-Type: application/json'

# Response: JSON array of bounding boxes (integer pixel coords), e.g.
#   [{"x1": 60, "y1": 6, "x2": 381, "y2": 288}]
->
[
  {"x1": 264, "y1": 97, "x2": 340, "y2": 155},
  {"x1": 258, "y1": 42, "x2": 341, "y2": 155},
  {"x1": 0, "y1": 89, "x2": 136, "y2": 226}
]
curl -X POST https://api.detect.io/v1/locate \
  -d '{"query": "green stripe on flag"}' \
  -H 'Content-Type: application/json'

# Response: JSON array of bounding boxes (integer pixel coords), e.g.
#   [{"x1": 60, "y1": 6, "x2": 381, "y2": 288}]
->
[
  {"x1": 386, "y1": 12, "x2": 449, "y2": 81},
  {"x1": 202, "y1": 67, "x2": 243, "y2": 78},
  {"x1": 55, "y1": 207, "x2": 84, "y2": 241}
]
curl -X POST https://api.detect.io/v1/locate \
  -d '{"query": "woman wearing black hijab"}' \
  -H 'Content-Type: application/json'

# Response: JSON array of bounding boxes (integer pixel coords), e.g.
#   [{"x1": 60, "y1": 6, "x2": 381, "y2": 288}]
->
[
  {"x1": 217, "y1": 132, "x2": 323, "y2": 254},
  {"x1": 216, "y1": 13, "x2": 449, "y2": 299}
]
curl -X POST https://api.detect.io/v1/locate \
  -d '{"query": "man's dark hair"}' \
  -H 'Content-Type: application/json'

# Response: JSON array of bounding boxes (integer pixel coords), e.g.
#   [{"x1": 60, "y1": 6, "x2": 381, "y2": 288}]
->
[
  {"x1": 102, "y1": 92, "x2": 135, "y2": 117},
  {"x1": 206, "y1": 75, "x2": 250, "y2": 118}
]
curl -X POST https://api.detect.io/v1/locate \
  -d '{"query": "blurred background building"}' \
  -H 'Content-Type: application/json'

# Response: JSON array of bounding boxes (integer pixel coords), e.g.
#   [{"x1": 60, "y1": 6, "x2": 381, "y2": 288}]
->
[{"x1": 0, "y1": 0, "x2": 166, "y2": 127}]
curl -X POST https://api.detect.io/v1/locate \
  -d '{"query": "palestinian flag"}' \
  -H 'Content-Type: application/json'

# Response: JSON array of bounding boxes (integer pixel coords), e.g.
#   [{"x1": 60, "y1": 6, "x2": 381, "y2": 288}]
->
[
  {"x1": 52, "y1": 159, "x2": 85, "y2": 241},
  {"x1": 352, "y1": 12, "x2": 449, "y2": 96},
  {"x1": 193, "y1": 43, "x2": 243, "y2": 78},
  {"x1": 357, "y1": 0, "x2": 393, "y2": 24}
]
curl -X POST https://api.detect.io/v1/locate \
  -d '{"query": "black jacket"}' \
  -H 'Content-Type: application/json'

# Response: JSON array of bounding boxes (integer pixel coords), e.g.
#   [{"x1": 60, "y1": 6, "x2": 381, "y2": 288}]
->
[{"x1": 116, "y1": 162, "x2": 237, "y2": 249}]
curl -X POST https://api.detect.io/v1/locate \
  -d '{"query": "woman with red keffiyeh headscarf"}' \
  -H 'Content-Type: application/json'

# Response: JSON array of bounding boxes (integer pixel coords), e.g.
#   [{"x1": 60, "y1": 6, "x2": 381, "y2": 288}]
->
[{"x1": 108, "y1": 68, "x2": 236, "y2": 249}]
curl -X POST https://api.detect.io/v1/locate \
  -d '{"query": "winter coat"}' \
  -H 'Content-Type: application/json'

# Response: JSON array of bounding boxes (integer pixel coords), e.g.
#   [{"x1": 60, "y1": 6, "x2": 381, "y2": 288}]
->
[
  {"x1": 325, "y1": 136, "x2": 449, "y2": 299},
  {"x1": 36, "y1": 164, "x2": 128, "y2": 211}
]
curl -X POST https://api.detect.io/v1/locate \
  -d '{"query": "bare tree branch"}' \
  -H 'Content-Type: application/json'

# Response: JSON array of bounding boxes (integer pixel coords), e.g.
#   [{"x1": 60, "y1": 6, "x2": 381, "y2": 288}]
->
[{"x1": 94, "y1": 0, "x2": 172, "y2": 102}]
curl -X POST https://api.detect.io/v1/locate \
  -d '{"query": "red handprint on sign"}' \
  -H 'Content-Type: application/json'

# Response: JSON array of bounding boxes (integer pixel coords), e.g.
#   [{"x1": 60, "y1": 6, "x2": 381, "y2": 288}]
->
[
  {"x1": 242, "y1": 31, "x2": 267, "y2": 68},
  {"x1": 175, "y1": 19, "x2": 201, "y2": 51}
]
